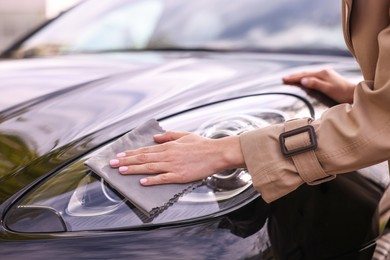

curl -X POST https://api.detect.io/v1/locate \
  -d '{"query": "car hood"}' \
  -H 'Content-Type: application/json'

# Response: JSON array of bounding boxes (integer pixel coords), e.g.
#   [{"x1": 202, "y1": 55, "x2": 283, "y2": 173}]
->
[{"x1": 0, "y1": 51, "x2": 360, "y2": 201}]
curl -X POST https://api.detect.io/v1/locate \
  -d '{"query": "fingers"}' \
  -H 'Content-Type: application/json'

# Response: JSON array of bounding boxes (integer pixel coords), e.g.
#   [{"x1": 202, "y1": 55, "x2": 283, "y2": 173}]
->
[
  {"x1": 111, "y1": 157, "x2": 186, "y2": 186},
  {"x1": 108, "y1": 131, "x2": 211, "y2": 187},
  {"x1": 110, "y1": 149, "x2": 167, "y2": 170},
  {"x1": 116, "y1": 143, "x2": 167, "y2": 158},
  {"x1": 282, "y1": 69, "x2": 331, "y2": 84},
  {"x1": 283, "y1": 70, "x2": 332, "y2": 93},
  {"x1": 117, "y1": 162, "x2": 169, "y2": 175},
  {"x1": 139, "y1": 172, "x2": 182, "y2": 186},
  {"x1": 153, "y1": 131, "x2": 190, "y2": 143},
  {"x1": 300, "y1": 77, "x2": 330, "y2": 92},
  {"x1": 109, "y1": 131, "x2": 191, "y2": 166},
  {"x1": 112, "y1": 150, "x2": 159, "y2": 165},
  {"x1": 282, "y1": 71, "x2": 314, "y2": 84}
]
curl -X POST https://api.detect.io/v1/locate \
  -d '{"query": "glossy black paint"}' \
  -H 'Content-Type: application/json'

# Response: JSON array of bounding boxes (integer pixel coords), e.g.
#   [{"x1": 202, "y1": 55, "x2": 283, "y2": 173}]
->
[
  {"x1": 269, "y1": 173, "x2": 382, "y2": 259},
  {"x1": 0, "y1": 51, "x2": 386, "y2": 259},
  {"x1": 0, "y1": 198, "x2": 271, "y2": 259},
  {"x1": 0, "y1": 52, "x2": 359, "y2": 203}
]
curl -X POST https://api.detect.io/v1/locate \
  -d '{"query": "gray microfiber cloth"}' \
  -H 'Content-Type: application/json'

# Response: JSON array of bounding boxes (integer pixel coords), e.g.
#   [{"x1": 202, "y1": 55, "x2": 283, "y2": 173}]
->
[{"x1": 84, "y1": 119, "x2": 201, "y2": 217}]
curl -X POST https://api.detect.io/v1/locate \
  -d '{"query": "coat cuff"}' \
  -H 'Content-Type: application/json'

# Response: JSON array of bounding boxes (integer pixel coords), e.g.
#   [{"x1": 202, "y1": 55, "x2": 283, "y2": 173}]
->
[
  {"x1": 239, "y1": 118, "x2": 335, "y2": 203},
  {"x1": 282, "y1": 118, "x2": 335, "y2": 185},
  {"x1": 240, "y1": 123, "x2": 304, "y2": 203}
]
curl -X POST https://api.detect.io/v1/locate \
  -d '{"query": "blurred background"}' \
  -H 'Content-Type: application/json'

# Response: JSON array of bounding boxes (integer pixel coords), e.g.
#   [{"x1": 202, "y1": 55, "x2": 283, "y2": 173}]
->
[{"x1": 0, "y1": 0, "x2": 81, "y2": 52}]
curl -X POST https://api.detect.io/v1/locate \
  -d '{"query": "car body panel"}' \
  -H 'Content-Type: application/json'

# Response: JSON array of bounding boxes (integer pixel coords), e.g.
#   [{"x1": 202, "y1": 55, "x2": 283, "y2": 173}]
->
[
  {"x1": 0, "y1": 52, "x2": 360, "y2": 202},
  {"x1": 0, "y1": 51, "x2": 385, "y2": 260},
  {"x1": 1, "y1": 0, "x2": 389, "y2": 259}
]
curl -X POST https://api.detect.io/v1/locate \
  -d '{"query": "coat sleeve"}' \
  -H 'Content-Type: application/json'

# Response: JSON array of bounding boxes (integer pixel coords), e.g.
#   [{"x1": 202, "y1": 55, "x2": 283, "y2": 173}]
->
[{"x1": 240, "y1": 23, "x2": 390, "y2": 203}]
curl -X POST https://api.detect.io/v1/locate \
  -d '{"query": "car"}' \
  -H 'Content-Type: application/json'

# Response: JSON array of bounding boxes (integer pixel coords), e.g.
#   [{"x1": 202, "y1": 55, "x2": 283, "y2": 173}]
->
[{"x1": 1, "y1": 0, "x2": 390, "y2": 259}]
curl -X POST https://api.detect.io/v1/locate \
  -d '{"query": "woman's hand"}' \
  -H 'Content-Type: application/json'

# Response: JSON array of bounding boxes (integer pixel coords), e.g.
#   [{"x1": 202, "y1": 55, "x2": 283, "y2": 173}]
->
[
  {"x1": 282, "y1": 69, "x2": 356, "y2": 103},
  {"x1": 109, "y1": 131, "x2": 245, "y2": 186}
]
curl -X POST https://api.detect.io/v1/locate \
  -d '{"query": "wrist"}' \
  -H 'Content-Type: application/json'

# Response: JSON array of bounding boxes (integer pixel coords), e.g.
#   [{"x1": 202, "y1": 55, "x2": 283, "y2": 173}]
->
[{"x1": 214, "y1": 136, "x2": 246, "y2": 170}]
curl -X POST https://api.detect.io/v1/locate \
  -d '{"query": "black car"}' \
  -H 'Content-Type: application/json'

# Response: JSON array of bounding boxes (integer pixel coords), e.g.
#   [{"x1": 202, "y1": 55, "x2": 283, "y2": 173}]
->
[{"x1": 1, "y1": 0, "x2": 390, "y2": 259}]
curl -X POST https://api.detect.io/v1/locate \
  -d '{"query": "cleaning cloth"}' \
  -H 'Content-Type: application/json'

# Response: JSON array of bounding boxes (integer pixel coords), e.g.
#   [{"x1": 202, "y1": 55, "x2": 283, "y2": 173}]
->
[{"x1": 84, "y1": 119, "x2": 201, "y2": 217}]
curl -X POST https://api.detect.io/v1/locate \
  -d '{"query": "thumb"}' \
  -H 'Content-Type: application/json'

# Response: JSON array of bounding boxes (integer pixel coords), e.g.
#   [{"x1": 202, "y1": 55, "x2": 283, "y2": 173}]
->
[{"x1": 154, "y1": 131, "x2": 190, "y2": 143}]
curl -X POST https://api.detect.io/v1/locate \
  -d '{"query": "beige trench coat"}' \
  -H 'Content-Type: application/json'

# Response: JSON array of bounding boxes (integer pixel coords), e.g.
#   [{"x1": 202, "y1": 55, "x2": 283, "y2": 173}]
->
[{"x1": 240, "y1": 0, "x2": 390, "y2": 203}]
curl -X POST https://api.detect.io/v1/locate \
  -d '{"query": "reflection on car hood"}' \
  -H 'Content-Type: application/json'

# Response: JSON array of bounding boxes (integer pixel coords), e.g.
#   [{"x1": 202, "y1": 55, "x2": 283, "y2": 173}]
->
[{"x1": 0, "y1": 51, "x2": 360, "y2": 201}]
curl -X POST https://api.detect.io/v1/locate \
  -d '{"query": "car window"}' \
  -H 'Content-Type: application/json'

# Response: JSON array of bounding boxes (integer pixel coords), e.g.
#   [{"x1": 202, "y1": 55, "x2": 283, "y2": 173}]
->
[
  {"x1": 150, "y1": 0, "x2": 343, "y2": 51},
  {"x1": 12, "y1": 0, "x2": 163, "y2": 57},
  {"x1": 10, "y1": 0, "x2": 345, "y2": 58},
  {"x1": 69, "y1": 0, "x2": 163, "y2": 51}
]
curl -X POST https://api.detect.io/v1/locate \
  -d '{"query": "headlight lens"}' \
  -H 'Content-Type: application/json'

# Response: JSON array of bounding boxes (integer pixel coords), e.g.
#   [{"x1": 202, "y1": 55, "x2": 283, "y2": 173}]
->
[
  {"x1": 197, "y1": 114, "x2": 268, "y2": 194},
  {"x1": 5, "y1": 94, "x2": 312, "y2": 233}
]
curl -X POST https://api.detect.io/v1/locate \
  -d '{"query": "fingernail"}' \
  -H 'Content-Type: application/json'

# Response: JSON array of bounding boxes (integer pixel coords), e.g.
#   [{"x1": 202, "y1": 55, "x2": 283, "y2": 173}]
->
[
  {"x1": 119, "y1": 166, "x2": 128, "y2": 173},
  {"x1": 140, "y1": 178, "x2": 148, "y2": 184},
  {"x1": 110, "y1": 159, "x2": 119, "y2": 166},
  {"x1": 116, "y1": 152, "x2": 126, "y2": 158},
  {"x1": 301, "y1": 78, "x2": 309, "y2": 86}
]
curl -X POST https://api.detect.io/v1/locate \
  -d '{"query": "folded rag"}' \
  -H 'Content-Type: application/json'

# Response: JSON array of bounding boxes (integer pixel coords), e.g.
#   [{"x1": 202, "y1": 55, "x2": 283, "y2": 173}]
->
[{"x1": 84, "y1": 119, "x2": 201, "y2": 217}]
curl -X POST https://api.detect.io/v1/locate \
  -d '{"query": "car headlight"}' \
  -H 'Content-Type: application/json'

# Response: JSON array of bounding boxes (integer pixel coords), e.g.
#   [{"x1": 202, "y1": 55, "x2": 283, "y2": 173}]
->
[{"x1": 5, "y1": 94, "x2": 313, "y2": 233}]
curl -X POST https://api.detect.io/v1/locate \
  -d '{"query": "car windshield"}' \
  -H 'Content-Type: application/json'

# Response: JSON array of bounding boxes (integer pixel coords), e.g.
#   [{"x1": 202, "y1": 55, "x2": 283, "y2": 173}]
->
[{"x1": 10, "y1": 0, "x2": 346, "y2": 58}]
